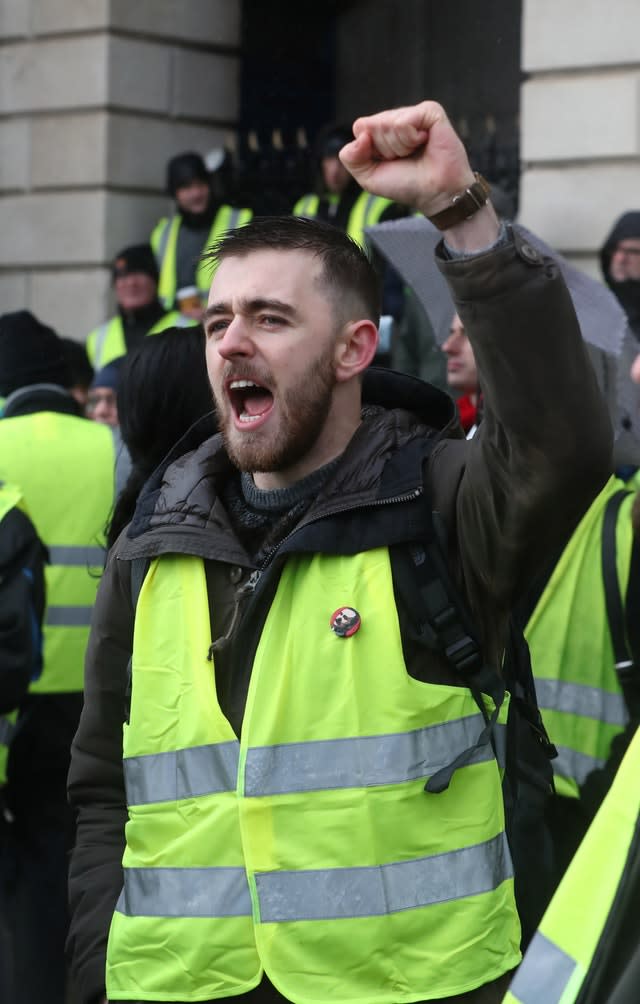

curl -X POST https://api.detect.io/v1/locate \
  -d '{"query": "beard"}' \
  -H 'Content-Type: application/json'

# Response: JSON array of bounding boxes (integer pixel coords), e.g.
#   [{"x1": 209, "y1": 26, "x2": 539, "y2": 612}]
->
[{"x1": 215, "y1": 346, "x2": 337, "y2": 473}]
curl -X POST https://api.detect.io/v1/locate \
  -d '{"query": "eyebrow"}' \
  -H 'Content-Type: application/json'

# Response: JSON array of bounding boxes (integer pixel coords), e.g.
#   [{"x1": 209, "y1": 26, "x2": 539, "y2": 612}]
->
[{"x1": 203, "y1": 297, "x2": 300, "y2": 323}]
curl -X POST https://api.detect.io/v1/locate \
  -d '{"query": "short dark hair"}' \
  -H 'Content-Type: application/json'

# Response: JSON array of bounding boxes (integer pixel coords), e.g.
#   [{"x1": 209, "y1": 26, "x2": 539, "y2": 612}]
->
[{"x1": 204, "y1": 215, "x2": 381, "y2": 325}]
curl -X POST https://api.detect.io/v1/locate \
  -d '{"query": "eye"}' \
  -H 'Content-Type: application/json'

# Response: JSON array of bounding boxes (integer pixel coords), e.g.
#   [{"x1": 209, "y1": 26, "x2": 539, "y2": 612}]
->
[
  {"x1": 260, "y1": 314, "x2": 287, "y2": 328},
  {"x1": 206, "y1": 318, "x2": 229, "y2": 338}
]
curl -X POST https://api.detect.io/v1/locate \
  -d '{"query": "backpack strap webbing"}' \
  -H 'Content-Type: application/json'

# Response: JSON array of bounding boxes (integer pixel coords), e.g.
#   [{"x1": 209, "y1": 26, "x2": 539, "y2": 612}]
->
[{"x1": 390, "y1": 513, "x2": 506, "y2": 794}]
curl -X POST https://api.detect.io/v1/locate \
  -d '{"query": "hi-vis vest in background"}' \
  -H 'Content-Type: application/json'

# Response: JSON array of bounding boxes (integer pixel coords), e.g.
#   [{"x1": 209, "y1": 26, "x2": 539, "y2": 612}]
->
[
  {"x1": 106, "y1": 550, "x2": 520, "y2": 1003},
  {"x1": 0, "y1": 413, "x2": 114, "y2": 693},
  {"x1": 86, "y1": 310, "x2": 193, "y2": 370},
  {"x1": 526, "y1": 476, "x2": 632, "y2": 798},
  {"x1": 505, "y1": 725, "x2": 640, "y2": 1004},
  {"x1": 293, "y1": 190, "x2": 393, "y2": 252},
  {"x1": 151, "y1": 205, "x2": 253, "y2": 309}
]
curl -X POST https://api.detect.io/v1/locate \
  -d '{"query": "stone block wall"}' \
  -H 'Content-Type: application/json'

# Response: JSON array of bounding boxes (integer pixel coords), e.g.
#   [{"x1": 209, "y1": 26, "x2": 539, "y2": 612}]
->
[
  {"x1": 0, "y1": 0, "x2": 242, "y2": 339},
  {"x1": 520, "y1": 0, "x2": 640, "y2": 277}
]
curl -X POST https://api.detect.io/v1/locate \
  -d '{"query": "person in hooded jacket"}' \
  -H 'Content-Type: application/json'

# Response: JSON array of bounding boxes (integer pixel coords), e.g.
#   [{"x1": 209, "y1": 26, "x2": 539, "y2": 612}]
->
[
  {"x1": 600, "y1": 211, "x2": 640, "y2": 342},
  {"x1": 67, "y1": 101, "x2": 611, "y2": 1004},
  {"x1": 151, "y1": 151, "x2": 253, "y2": 314}
]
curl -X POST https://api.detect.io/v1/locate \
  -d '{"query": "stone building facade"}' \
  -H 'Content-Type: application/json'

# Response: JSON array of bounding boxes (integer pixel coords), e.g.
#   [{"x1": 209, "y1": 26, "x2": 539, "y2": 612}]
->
[
  {"x1": 0, "y1": 0, "x2": 241, "y2": 338},
  {"x1": 0, "y1": 0, "x2": 639, "y2": 338}
]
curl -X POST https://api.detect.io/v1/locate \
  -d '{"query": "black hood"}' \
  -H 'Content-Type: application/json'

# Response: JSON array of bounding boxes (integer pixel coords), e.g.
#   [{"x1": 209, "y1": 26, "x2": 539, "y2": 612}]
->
[{"x1": 599, "y1": 212, "x2": 640, "y2": 337}]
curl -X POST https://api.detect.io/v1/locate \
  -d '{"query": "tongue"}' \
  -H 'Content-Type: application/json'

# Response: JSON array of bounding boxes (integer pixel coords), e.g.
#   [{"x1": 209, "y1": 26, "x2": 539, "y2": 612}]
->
[{"x1": 243, "y1": 391, "x2": 272, "y2": 417}]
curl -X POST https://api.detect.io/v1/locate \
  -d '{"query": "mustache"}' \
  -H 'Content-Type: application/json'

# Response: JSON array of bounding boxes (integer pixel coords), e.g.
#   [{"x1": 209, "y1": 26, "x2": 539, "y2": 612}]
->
[{"x1": 220, "y1": 363, "x2": 274, "y2": 388}]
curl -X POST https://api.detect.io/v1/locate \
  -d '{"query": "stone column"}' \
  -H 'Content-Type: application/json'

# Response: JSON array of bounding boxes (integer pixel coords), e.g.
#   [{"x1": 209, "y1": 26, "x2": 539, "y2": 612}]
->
[
  {"x1": 520, "y1": 0, "x2": 640, "y2": 277},
  {"x1": 0, "y1": 0, "x2": 242, "y2": 340}
]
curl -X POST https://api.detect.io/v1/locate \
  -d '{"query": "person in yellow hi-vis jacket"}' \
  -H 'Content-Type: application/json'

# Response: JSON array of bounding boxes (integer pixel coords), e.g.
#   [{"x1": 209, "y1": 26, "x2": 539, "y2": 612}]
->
[
  {"x1": 151, "y1": 151, "x2": 252, "y2": 312},
  {"x1": 504, "y1": 722, "x2": 640, "y2": 1004},
  {"x1": 85, "y1": 244, "x2": 193, "y2": 371},
  {"x1": 68, "y1": 101, "x2": 611, "y2": 1004},
  {"x1": 0, "y1": 309, "x2": 116, "y2": 1004}
]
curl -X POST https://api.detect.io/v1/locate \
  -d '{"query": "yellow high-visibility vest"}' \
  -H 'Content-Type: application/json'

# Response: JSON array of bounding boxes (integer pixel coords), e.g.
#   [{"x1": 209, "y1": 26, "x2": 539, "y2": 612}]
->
[
  {"x1": 505, "y1": 725, "x2": 640, "y2": 1004},
  {"x1": 85, "y1": 309, "x2": 194, "y2": 370},
  {"x1": 106, "y1": 550, "x2": 520, "y2": 1002},
  {"x1": 293, "y1": 190, "x2": 393, "y2": 250},
  {"x1": 526, "y1": 476, "x2": 633, "y2": 798},
  {"x1": 0, "y1": 414, "x2": 115, "y2": 693},
  {"x1": 151, "y1": 205, "x2": 253, "y2": 308}
]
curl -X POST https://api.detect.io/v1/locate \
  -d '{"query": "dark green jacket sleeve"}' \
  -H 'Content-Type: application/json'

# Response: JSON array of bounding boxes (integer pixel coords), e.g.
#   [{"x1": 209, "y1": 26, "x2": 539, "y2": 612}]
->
[{"x1": 427, "y1": 227, "x2": 613, "y2": 663}]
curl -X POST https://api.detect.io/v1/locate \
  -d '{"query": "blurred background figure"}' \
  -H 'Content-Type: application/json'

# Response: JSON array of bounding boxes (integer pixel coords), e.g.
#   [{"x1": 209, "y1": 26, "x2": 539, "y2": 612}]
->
[
  {"x1": 442, "y1": 313, "x2": 480, "y2": 435},
  {"x1": 0, "y1": 482, "x2": 46, "y2": 1004},
  {"x1": 293, "y1": 123, "x2": 408, "y2": 365},
  {"x1": 106, "y1": 326, "x2": 216, "y2": 549},
  {"x1": 0, "y1": 310, "x2": 115, "y2": 1004},
  {"x1": 86, "y1": 359, "x2": 122, "y2": 428},
  {"x1": 600, "y1": 211, "x2": 640, "y2": 343},
  {"x1": 150, "y1": 151, "x2": 253, "y2": 317},
  {"x1": 86, "y1": 244, "x2": 192, "y2": 371},
  {"x1": 390, "y1": 290, "x2": 448, "y2": 392},
  {"x1": 60, "y1": 337, "x2": 94, "y2": 412},
  {"x1": 86, "y1": 357, "x2": 131, "y2": 498}
]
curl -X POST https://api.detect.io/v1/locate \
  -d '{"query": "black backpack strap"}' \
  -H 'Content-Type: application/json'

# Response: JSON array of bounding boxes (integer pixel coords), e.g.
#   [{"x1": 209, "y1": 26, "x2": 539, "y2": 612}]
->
[
  {"x1": 391, "y1": 514, "x2": 506, "y2": 794},
  {"x1": 130, "y1": 556, "x2": 150, "y2": 610},
  {"x1": 601, "y1": 490, "x2": 640, "y2": 717},
  {"x1": 625, "y1": 531, "x2": 640, "y2": 670}
]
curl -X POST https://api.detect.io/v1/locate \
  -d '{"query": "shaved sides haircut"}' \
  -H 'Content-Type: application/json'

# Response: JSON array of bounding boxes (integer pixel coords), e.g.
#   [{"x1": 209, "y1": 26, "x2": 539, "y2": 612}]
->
[{"x1": 203, "y1": 215, "x2": 381, "y2": 327}]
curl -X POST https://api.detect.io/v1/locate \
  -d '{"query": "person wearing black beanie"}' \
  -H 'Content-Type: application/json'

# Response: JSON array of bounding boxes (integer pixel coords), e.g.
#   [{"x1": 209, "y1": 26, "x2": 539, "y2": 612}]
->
[
  {"x1": 85, "y1": 243, "x2": 194, "y2": 370},
  {"x1": 0, "y1": 310, "x2": 70, "y2": 401},
  {"x1": 0, "y1": 308, "x2": 116, "y2": 1004},
  {"x1": 150, "y1": 150, "x2": 253, "y2": 314}
]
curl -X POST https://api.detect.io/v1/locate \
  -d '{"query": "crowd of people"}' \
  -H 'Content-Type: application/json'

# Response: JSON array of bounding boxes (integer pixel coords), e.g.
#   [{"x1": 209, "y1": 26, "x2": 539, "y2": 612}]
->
[{"x1": 0, "y1": 97, "x2": 639, "y2": 1004}]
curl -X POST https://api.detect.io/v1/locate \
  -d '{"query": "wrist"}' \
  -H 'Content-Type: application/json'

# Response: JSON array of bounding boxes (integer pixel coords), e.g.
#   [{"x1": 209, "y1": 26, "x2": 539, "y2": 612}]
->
[{"x1": 442, "y1": 202, "x2": 500, "y2": 254}]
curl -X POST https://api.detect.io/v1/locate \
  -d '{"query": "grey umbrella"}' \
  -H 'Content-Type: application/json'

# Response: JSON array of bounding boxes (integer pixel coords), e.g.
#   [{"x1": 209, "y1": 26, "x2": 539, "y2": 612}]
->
[{"x1": 366, "y1": 215, "x2": 639, "y2": 465}]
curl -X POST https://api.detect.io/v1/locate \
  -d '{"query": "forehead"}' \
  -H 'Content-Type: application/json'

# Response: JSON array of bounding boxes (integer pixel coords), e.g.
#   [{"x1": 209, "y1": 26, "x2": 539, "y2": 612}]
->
[
  {"x1": 208, "y1": 249, "x2": 326, "y2": 306},
  {"x1": 616, "y1": 237, "x2": 640, "y2": 249}
]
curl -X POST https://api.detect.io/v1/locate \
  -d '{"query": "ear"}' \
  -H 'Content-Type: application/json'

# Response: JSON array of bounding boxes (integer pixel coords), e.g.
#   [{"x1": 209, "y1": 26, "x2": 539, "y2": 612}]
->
[{"x1": 334, "y1": 320, "x2": 379, "y2": 382}]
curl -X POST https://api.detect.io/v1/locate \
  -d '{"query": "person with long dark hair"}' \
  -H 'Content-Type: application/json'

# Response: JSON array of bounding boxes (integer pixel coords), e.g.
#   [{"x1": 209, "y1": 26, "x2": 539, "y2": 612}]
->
[{"x1": 106, "y1": 326, "x2": 216, "y2": 550}]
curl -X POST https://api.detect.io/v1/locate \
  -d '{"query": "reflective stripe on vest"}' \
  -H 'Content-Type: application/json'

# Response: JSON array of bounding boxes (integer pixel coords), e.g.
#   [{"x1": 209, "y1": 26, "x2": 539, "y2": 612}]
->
[
  {"x1": 116, "y1": 831, "x2": 509, "y2": 924},
  {"x1": 106, "y1": 551, "x2": 520, "y2": 1003},
  {"x1": 293, "y1": 193, "x2": 320, "y2": 218},
  {"x1": 49, "y1": 546, "x2": 105, "y2": 567},
  {"x1": 505, "y1": 726, "x2": 640, "y2": 1004},
  {"x1": 347, "y1": 191, "x2": 393, "y2": 250},
  {"x1": 154, "y1": 206, "x2": 253, "y2": 308},
  {"x1": 0, "y1": 414, "x2": 115, "y2": 693},
  {"x1": 86, "y1": 311, "x2": 189, "y2": 370},
  {"x1": 526, "y1": 476, "x2": 633, "y2": 797},
  {"x1": 123, "y1": 719, "x2": 508, "y2": 805}
]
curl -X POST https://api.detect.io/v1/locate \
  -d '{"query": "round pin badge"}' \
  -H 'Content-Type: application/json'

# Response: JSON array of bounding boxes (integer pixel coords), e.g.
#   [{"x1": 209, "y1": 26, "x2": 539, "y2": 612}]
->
[{"x1": 330, "y1": 606, "x2": 361, "y2": 638}]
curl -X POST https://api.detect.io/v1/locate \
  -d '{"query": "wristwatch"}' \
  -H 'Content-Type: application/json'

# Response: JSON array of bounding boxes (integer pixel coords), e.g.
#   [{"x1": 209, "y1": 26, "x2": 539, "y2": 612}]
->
[{"x1": 428, "y1": 173, "x2": 491, "y2": 231}]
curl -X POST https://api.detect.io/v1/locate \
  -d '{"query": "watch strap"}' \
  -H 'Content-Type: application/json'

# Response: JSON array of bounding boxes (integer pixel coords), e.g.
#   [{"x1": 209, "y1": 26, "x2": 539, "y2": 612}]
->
[{"x1": 428, "y1": 173, "x2": 491, "y2": 231}]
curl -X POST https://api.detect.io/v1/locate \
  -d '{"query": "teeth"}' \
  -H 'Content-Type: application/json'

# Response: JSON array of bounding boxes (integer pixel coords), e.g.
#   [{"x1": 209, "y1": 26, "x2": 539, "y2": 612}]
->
[
  {"x1": 239, "y1": 413, "x2": 262, "y2": 423},
  {"x1": 230, "y1": 379, "x2": 260, "y2": 389}
]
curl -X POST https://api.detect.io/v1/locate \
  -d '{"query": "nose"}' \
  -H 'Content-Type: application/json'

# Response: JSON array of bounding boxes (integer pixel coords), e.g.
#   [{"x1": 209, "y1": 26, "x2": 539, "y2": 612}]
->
[{"x1": 215, "y1": 316, "x2": 255, "y2": 361}]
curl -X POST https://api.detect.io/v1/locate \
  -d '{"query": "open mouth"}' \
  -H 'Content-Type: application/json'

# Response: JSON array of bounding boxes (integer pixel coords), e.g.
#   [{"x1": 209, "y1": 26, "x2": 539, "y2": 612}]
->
[{"x1": 227, "y1": 379, "x2": 274, "y2": 426}]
